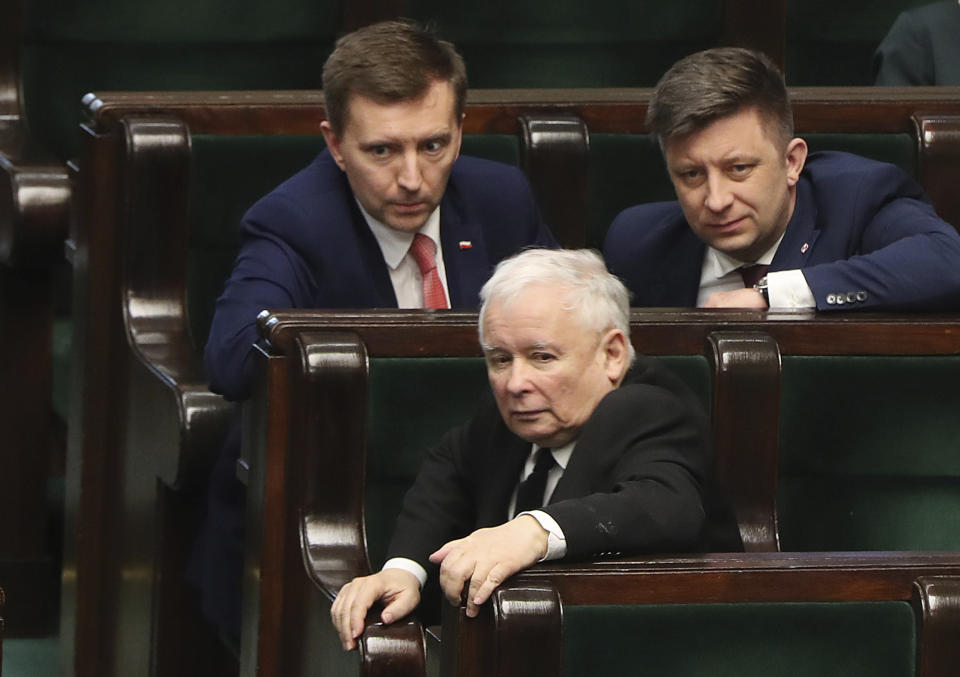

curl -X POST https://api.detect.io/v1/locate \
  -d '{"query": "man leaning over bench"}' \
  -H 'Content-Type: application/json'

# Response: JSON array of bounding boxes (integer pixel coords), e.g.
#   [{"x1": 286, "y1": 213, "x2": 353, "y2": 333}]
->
[
  {"x1": 193, "y1": 19, "x2": 556, "y2": 644},
  {"x1": 330, "y1": 248, "x2": 742, "y2": 651},
  {"x1": 604, "y1": 47, "x2": 960, "y2": 310}
]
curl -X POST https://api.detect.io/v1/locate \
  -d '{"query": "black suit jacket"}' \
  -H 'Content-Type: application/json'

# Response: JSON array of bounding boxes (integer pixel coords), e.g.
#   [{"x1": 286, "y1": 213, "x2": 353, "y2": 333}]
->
[{"x1": 387, "y1": 358, "x2": 741, "y2": 586}]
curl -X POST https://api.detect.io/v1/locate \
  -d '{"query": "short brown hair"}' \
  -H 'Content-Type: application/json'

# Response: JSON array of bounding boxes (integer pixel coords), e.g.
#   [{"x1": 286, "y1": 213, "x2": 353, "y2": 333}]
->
[
  {"x1": 647, "y1": 47, "x2": 793, "y2": 149},
  {"x1": 322, "y1": 20, "x2": 468, "y2": 135}
]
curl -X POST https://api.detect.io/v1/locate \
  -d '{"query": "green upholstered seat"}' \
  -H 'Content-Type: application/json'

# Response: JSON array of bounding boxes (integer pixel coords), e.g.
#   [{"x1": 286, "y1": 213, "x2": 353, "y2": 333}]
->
[
  {"x1": 364, "y1": 357, "x2": 491, "y2": 569},
  {"x1": 564, "y1": 601, "x2": 916, "y2": 677},
  {"x1": 406, "y1": 0, "x2": 725, "y2": 87},
  {"x1": 785, "y1": 0, "x2": 933, "y2": 85},
  {"x1": 778, "y1": 356, "x2": 960, "y2": 551},
  {"x1": 586, "y1": 134, "x2": 674, "y2": 250}
]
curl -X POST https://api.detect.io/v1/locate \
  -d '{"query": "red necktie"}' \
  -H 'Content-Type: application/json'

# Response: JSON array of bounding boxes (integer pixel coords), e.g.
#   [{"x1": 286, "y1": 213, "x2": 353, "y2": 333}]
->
[
  {"x1": 410, "y1": 233, "x2": 449, "y2": 309},
  {"x1": 739, "y1": 264, "x2": 769, "y2": 288}
]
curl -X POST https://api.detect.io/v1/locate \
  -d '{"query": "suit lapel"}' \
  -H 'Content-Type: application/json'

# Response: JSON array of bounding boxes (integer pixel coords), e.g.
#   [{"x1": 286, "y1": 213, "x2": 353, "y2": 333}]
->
[
  {"x1": 652, "y1": 229, "x2": 705, "y2": 306},
  {"x1": 343, "y1": 195, "x2": 397, "y2": 308},
  {"x1": 771, "y1": 176, "x2": 821, "y2": 271},
  {"x1": 476, "y1": 428, "x2": 532, "y2": 526},
  {"x1": 438, "y1": 193, "x2": 489, "y2": 309}
]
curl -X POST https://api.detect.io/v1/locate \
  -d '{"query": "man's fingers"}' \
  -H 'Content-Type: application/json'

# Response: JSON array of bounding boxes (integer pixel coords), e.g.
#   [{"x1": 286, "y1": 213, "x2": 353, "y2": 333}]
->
[{"x1": 437, "y1": 549, "x2": 474, "y2": 605}]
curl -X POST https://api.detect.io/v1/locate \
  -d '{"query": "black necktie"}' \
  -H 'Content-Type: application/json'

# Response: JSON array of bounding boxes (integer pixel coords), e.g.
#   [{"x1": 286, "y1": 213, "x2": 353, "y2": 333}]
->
[
  {"x1": 740, "y1": 264, "x2": 769, "y2": 288},
  {"x1": 514, "y1": 448, "x2": 555, "y2": 516}
]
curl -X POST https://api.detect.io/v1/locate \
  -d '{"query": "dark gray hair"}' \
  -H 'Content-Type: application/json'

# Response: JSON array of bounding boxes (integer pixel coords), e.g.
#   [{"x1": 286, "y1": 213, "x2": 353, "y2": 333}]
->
[
  {"x1": 647, "y1": 47, "x2": 793, "y2": 149},
  {"x1": 479, "y1": 249, "x2": 636, "y2": 365},
  {"x1": 322, "y1": 20, "x2": 468, "y2": 135}
]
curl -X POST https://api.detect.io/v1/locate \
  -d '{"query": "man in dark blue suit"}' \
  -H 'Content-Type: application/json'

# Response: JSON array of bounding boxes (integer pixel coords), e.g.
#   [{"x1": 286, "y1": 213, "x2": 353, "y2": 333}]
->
[
  {"x1": 604, "y1": 47, "x2": 960, "y2": 310},
  {"x1": 193, "y1": 20, "x2": 555, "y2": 642}
]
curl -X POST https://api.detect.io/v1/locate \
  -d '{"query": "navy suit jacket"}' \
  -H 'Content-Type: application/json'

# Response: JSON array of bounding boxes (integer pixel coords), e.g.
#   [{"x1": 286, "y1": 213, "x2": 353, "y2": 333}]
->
[
  {"x1": 193, "y1": 149, "x2": 554, "y2": 636},
  {"x1": 604, "y1": 151, "x2": 960, "y2": 310},
  {"x1": 205, "y1": 149, "x2": 556, "y2": 401},
  {"x1": 388, "y1": 358, "x2": 742, "y2": 601}
]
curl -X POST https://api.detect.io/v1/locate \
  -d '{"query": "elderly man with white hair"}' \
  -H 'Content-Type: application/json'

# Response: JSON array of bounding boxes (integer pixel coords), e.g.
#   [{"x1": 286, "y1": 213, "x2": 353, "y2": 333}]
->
[{"x1": 331, "y1": 248, "x2": 740, "y2": 649}]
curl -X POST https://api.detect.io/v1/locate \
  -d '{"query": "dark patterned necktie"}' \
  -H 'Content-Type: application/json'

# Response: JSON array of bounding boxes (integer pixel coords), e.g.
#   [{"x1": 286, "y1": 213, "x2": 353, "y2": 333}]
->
[
  {"x1": 514, "y1": 448, "x2": 556, "y2": 516},
  {"x1": 739, "y1": 264, "x2": 770, "y2": 288}
]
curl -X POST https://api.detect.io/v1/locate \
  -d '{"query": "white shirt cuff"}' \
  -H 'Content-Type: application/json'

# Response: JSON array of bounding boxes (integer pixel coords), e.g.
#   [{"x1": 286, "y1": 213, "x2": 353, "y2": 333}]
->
[
  {"x1": 516, "y1": 510, "x2": 567, "y2": 561},
  {"x1": 767, "y1": 269, "x2": 816, "y2": 309},
  {"x1": 382, "y1": 557, "x2": 428, "y2": 589}
]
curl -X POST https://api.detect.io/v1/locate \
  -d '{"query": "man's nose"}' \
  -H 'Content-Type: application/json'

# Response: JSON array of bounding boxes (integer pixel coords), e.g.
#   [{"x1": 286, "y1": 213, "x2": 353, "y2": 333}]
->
[
  {"x1": 505, "y1": 360, "x2": 533, "y2": 395},
  {"x1": 397, "y1": 151, "x2": 423, "y2": 193},
  {"x1": 704, "y1": 172, "x2": 733, "y2": 212}
]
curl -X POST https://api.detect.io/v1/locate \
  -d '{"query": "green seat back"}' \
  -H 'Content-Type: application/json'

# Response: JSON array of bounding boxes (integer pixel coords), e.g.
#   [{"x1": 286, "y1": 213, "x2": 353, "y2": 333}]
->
[
  {"x1": 778, "y1": 356, "x2": 960, "y2": 551},
  {"x1": 365, "y1": 357, "x2": 490, "y2": 568},
  {"x1": 406, "y1": 0, "x2": 724, "y2": 87},
  {"x1": 564, "y1": 601, "x2": 915, "y2": 677},
  {"x1": 20, "y1": 0, "x2": 340, "y2": 159},
  {"x1": 786, "y1": 0, "x2": 933, "y2": 85},
  {"x1": 587, "y1": 134, "x2": 674, "y2": 249}
]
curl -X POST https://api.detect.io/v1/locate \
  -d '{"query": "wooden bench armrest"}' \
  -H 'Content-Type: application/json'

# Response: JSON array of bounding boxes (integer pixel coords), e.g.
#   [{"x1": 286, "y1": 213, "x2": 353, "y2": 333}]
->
[
  {"x1": 0, "y1": 125, "x2": 71, "y2": 268},
  {"x1": 121, "y1": 115, "x2": 233, "y2": 487}
]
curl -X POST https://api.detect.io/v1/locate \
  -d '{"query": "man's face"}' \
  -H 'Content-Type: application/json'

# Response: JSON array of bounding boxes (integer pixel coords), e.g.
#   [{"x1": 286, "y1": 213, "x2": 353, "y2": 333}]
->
[
  {"x1": 481, "y1": 285, "x2": 628, "y2": 449},
  {"x1": 664, "y1": 107, "x2": 807, "y2": 263},
  {"x1": 321, "y1": 79, "x2": 463, "y2": 233}
]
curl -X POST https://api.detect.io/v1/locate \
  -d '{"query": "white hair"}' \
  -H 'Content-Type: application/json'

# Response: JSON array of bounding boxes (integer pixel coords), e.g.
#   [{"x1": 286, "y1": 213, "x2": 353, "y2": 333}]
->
[{"x1": 478, "y1": 248, "x2": 636, "y2": 364}]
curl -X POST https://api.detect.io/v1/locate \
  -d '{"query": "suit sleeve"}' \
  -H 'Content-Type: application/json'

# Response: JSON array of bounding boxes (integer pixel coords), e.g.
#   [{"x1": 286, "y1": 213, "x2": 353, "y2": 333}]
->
[
  {"x1": 543, "y1": 381, "x2": 709, "y2": 558},
  {"x1": 385, "y1": 422, "x2": 479, "y2": 578},
  {"x1": 204, "y1": 193, "x2": 319, "y2": 401},
  {"x1": 800, "y1": 163, "x2": 960, "y2": 311}
]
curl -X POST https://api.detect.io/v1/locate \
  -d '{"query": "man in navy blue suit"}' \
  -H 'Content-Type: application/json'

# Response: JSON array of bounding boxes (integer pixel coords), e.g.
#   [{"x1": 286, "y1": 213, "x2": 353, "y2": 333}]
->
[
  {"x1": 604, "y1": 47, "x2": 960, "y2": 310},
  {"x1": 193, "y1": 20, "x2": 555, "y2": 643}
]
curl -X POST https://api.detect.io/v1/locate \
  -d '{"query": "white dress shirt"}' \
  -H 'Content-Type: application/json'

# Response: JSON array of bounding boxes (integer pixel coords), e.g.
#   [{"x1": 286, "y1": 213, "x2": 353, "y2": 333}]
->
[
  {"x1": 696, "y1": 233, "x2": 815, "y2": 309},
  {"x1": 359, "y1": 201, "x2": 450, "y2": 309},
  {"x1": 383, "y1": 441, "x2": 575, "y2": 588}
]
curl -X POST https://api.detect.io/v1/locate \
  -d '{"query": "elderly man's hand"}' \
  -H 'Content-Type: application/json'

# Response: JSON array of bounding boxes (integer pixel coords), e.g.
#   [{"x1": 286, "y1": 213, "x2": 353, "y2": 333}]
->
[
  {"x1": 330, "y1": 569, "x2": 421, "y2": 651},
  {"x1": 429, "y1": 515, "x2": 549, "y2": 618},
  {"x1": 703, "y1": 287, "x2": 768, "y2": 308}
]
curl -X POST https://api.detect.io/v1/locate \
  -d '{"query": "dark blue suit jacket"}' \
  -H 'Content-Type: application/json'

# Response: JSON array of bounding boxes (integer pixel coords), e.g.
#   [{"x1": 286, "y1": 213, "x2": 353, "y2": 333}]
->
[
  {"x1": 205, "y1": 149, "x2": 556, "y2": 401},
  {"x1": 193, "y1": 149, "x2": 554, "y2": 637},
  {"x1": 604, "y1": 151, "x2": 960, "y2": 310}
]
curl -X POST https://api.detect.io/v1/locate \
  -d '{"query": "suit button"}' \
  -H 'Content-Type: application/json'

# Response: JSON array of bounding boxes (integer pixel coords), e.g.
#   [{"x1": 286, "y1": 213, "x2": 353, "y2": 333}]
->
[
  {"x1": 827, "y1": 294, "x2": 837, "y2": 304},
  {"x1": 835, "y1": 294, "x2": 845, "y2": 305},
  {"x1": 856, "y1": 291, "x2": 868, "y2": 302},
  {"x1": 846, "y1": 292, "x2": 858, "y2": 303}
]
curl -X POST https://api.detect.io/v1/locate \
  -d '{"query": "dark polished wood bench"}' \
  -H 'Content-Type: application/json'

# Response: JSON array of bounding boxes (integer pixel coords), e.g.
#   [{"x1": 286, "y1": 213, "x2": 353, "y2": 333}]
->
[
  {"x1": 64, "y1": 91, "x2": 595, "y2": 677},
  {"x1": 248, "y1": 309, "x2": 960, "y2": 677},
  {"x1": 443, "y1": 553, "x2": 960, "y2": 677},
  {"x1": 66, "y1": 86, "x2": 960, "y2": 677}
]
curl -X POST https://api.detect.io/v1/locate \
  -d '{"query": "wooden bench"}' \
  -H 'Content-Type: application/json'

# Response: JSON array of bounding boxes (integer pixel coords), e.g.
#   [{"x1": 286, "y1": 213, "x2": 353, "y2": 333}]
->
[
  {"x1": 66, "y1": 87, "x2": 960, "y2": 676},
  {"x1": 248, "y1": 309, "x2": 960, "y2": 677},
  {"x1": 443, "y1": 553, "x2": 960, "y2": 677},
  {"x1": 64, "y1": 91, "x2": 594, "y2": 677}
]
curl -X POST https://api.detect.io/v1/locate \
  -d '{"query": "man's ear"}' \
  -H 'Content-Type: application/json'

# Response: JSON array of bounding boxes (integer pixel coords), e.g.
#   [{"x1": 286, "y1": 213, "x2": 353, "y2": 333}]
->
[
  {"x1": 320, "y1": 120, "x2": 347, "y2": 171},
  {"x1": 784, "y1": 137, "x2": 808, "y2": 187},
  {"x1": 601, "y1": 329, "x2": 630, "y2": 383}
]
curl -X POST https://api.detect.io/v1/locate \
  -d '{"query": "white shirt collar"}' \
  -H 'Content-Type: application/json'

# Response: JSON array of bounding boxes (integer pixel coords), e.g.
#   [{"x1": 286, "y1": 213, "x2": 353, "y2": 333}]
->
[{"x1": 357, "y1": 200, "x2": 442, "y2": 270}]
